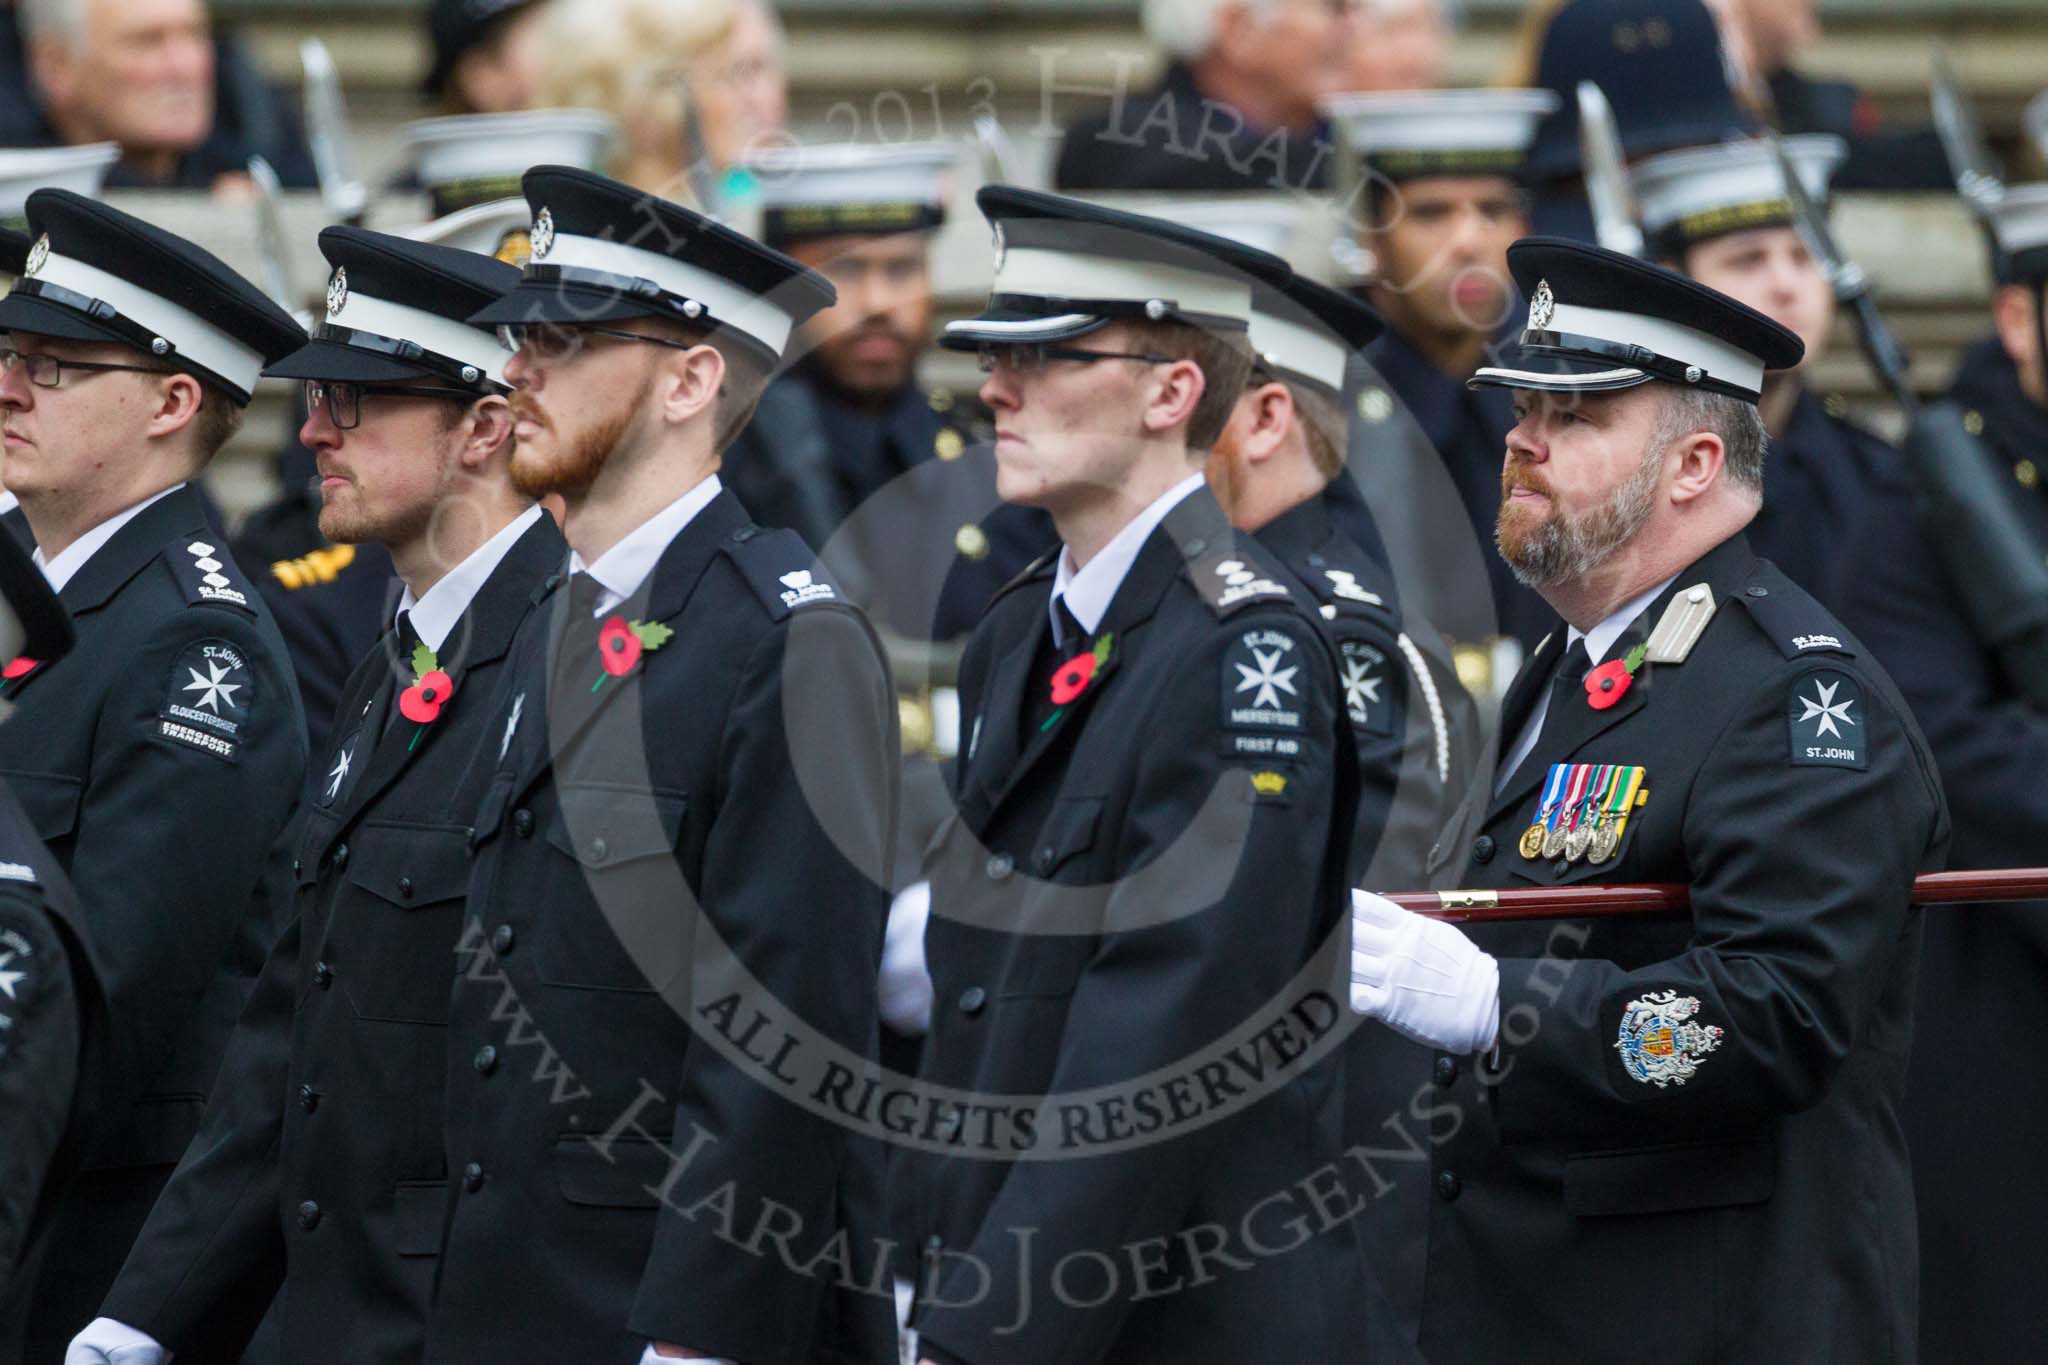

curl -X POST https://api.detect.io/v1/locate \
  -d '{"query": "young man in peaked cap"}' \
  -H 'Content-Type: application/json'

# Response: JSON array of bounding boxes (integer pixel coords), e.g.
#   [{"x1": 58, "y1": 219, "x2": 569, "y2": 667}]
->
[
  {"x1": 905, "y1": 187, "x2": 1400, "y2": 1365},
  {"x1": 1344, "y1": 238, "x2": 1947, "y2": 1362},
  {"x1": 71, "y1": 227, "x2": 566, "y2": 1365},
  {"x1": 1632, "y1": 133, "x2": 1894, "y2": 615},
  {"x1": 0, "y1": 188, "x2": 310, "y2": 1359},
  {"x1": 432, "y1": 166, "x2": 898, "y2": 1365}
]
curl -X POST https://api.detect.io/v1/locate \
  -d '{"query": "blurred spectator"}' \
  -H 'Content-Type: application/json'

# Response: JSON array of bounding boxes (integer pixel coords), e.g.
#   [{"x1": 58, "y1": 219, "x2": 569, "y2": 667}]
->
[
  {"x1": 1718, "y1": 0, "x2": 1950, "y2": 190},
  {"x1": 1341, "y1": 0, "x2": 1447, "y2": 94},
  {"x1": 15, "y1": 0, "x2": 315, "y2": 191},
  {"x1": 425, "y1": 0, "x2": 548, "y2": 115},
  {"x1": 689, "y1": 0, "x2": 787, "y2": 180},
  {"x1": 536, "y1": 0, "x2": 733, "y2": 199},
  {"x1": 1056, "y1": 0, "x2": 1352, "y2": 193}
]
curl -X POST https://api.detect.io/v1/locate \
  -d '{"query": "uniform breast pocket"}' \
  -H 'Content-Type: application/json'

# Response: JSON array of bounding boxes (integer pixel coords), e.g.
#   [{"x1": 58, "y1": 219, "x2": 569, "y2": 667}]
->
[
  {"x1": 535, "y1": 782, "x2": 688, "y2": 994},
  {"x1": 339, "y1": 821, "x2": 474, "y2": 1024}
]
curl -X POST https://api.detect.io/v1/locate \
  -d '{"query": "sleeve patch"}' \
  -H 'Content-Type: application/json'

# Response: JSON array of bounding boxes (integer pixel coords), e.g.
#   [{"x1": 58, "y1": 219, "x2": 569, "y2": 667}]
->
[
  {"x1": 0, "y1": 924, "x2": 39, "y2": 1045},
  {"x1": 1338, "y1": 637, "x2": 1394, "y2": 737},
  {"x1": 156, "y1": 638, "x2": 256, "y2": 763},
  {"x1": 1222, "y1": 627, "x2": 1308, "y2": 734},
  {"x1": 1612, "y1": 989, "x2": 1725, "y2": 1089},
  {"x1": 1788, "y1": 668, "x2": 1867, "y2": 770}
]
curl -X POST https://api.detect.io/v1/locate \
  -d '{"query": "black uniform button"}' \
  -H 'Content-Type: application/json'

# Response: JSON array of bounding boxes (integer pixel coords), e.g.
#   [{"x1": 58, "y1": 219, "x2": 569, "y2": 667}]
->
[
  {"x1": 298, "y1": 1200, "x2": 322, "y2": 1229},
  {"x1": 924, "y1": 1234, "x2": 944, "y2": 1259},
  {"x1": 292, "y1": 858, "x2": 302, "y2": 877},
  {"x1": 491, "y1": 924, "x2": 515, "y2": 954},
  {"x1": 1436, "y1": 1170, "x2": 1462, "y2": 1202},
  {"x1": 314, "y1": 962, "x2": 333, "y2": 989},
  {"x1": 985, "y1": 852, "x2": 1013, "y2": 882},
  {"x1": 1746, "y1": 586, "x2": 1768, "y2": 598},
  {"x1": 397, "y1": 876, "x2": 414, "y2": 900},
  {"x1": 299, "y1": 1084, "x2": 319, "y2": 1113},
  {"x1": 1182, "y1": 538, "x2": 1207, "y2": 557},
  {"x1": 588, "y1": 836, "x2": 609, "y2": 863},
  {"x1": 1471, "y1": 835, "x2": 1495, "y2": 864},
  {"x1": 1034, "y1": 845, "x2": 1057, "y2": 874},
  {"x1": 958, "y1": 986, "x2": 987, "y2": 1017},
  {"x1": 331, "y1": 843, "x2": 348, "y2": 868},
  {"x1": 1434, "y1": 1055, "x2": 1459, "y2": 1087},
  {"x1": 513, "y1": 809, "x2": 535, "y2": 838},
  {"x1": 1552, "y1": 858, "x2": 1570, "y2": 877},
  {"x1": 463, "y1": 1162, "x2": 485, "y2": 1192},
  {"x1": 474, "y1": 1044, "x2": 498, "y2": 1075}
]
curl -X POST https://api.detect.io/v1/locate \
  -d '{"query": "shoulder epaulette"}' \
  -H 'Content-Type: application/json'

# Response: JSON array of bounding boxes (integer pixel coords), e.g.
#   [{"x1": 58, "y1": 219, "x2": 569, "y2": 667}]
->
[
  {"x1": 1293, "y1": 556, "x2": 1394, "y2": 624},
  {"x1": 722, "y1": 526, "x2": 845, "y2": 620},
  {"x1": 269, "y1": 543, "x2": 358, "y2": 592},
  {"x1": 167, "y1": 537, "x2": 258, "y2": 614},
  {"x1": 1184, "y1": 536, "x2": 1296, "y2": 619},
  {"x1": 1730, "y1": 581, "x2": 1856, "y2": 661}
]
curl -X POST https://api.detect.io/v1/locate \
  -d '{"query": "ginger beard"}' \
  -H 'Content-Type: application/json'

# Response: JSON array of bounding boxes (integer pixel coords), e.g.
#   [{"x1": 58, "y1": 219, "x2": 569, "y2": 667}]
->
[
  {"x1": 1496, "y1": 432, "x2": 1666, "y2": 589},
  {"x1": 508, "y1": 364, "x2": 651, "y2": 501}
]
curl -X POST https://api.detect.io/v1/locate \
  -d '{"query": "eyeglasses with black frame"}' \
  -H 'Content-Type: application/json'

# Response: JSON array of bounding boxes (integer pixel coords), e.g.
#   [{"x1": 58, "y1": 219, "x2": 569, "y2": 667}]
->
[
  {"x1": 494, "y1": 322, "x2": 702, "y2": 366},
  {"x1": 975, "y1": 343, "x2": 1177, "y2": 376},
  {"x1": 0, "y1": 345, "x2": 171, "y2": 390},
  {"x1": 303, "y1": 379, "x2": 486, "y2": 431}
]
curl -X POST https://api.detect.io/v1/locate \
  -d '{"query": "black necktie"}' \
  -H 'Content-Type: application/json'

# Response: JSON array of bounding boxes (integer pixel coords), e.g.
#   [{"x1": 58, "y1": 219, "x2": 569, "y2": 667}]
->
[
  {"x1": 383, "y1": 611, "x2": 424, "y2": 737},
  {"x1": 1054, "y1": 597, "x2": 1085, "y2": 652},
  {"x1": 554, "y1": 572, "x2": 607, "y2": 692},
  {"x1": 1502, "y1": 637, "x2": 1592, "y2": 794}
]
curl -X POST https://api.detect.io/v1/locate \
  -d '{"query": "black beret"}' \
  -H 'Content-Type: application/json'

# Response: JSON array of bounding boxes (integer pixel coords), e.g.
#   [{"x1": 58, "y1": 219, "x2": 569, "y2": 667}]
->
[
  {"x1": 0, "y1": 189, "x2": 305, "y2": 404},
  {"x1": 424, "y1": 0, "x2": 541, "y2": 98},
  {"x1": 266, "y1": 226, "x2": 519, "y2": 389}
]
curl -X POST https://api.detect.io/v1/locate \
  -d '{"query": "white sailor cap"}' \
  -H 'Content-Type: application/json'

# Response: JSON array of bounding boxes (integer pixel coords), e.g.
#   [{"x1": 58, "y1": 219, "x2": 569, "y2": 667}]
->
[
  {"x1": 1632, "y1": 134, "x2": 1845, "y2": 258},
  {"x1": 0, "y1": 143, "x2": 119, "y2": 229},
  {"x1": 401, "y1": 109, "x2": 618, "y2": 219},
  {"x1": 746, "y1": 141, "x2": 958, "y2": 247},
  {"x1": 1322, "y1": 89, "x2": 1559, "y2": 185},
  {"x1": 404, "y1": 198, "x2": 537, "y2": 267},
  {"x1": 1984, "y1": 183, "x2": 2048, "y2": 283},
  {"x1": 1471, "y1": 236, "x2": 1803, "y2": 404},
  {"x1": 941, "y1": 185, "x2": 1290, "y2": 349}
]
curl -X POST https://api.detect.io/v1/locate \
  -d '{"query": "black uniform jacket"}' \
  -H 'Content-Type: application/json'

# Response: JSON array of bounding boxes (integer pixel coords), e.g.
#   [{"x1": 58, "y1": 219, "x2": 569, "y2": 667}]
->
[
  {"x1": 908, "y1": 487, "x2": 1403, "y2": 1365},
  {"x1": 1393, "y1": 532, "x2": 1947, "y2": 1365},
  {"x1": 428, "y1": 489, "x2": 897, "y2": 1365},
  {"x1": 1744, "y1": 387, "x2": 1896, "y2": 617},
  {"x1": 0, "y1": 484, "x2": 306, "y2": 1347},
  {"x1": 99, "y1": 513, "x2": 565, "y2": 1364},
  {"x1": 0, "y1": 779, "x2": 108, "y2": 1296}
]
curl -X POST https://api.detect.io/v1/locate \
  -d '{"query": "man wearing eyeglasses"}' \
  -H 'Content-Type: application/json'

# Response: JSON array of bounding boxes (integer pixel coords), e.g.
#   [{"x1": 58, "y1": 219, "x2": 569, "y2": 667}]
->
[
  {"x1": 424, "y1": 166, "x2": 897, "y2": 1365},
  {"x1": 904, "y1": 187, "x2": 1389, "y2": 1365},
  {"x1": 71, "y1": 227, "x2": 568, "y2": 1365},
  {"x1": 0, "y1": 189, "x2": 308, "y2": 1359}
]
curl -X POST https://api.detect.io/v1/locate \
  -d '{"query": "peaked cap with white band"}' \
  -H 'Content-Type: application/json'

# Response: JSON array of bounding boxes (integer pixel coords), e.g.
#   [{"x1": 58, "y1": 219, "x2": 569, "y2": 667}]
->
[
  {"x1": 746, "y1": 141, "x2": 958, "y2": 248},
  {"x1": 1470, "y1": 236, "x2": 1802, "y2": 403},
  {"x1": 264, "y1": 226, "x2": 520, "y2": 390},
  {"x1": 402, "y1": 108, "x2": 617, "y2": 220},
  {"x1": 468, "y1": 165, "x2": 835, "y2": 362},
  {"x1": 1251, "y1": 274, "x2": 1383, "y2": 397},
  {"x1": 1632, "y1": 134, "x2": 1845, "y2": 259},
  {"x1": 0, "y1": 189, "x2": 305, "y2": 404},
  {"x1": 940, "y1": 184, "x2": 1290, "y2": 350}
]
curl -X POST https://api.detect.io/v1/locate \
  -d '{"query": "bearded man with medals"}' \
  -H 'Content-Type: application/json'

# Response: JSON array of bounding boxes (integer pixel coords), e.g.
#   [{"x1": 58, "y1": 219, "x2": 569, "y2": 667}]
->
[{"x1": 1341, "y1": 238, "x2": 1949, "y2": 1363}]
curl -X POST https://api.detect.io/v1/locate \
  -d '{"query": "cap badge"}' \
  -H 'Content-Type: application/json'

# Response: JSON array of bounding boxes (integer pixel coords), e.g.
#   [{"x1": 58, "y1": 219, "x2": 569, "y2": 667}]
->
[
  {"x1": 1528, "y1": 279, "x2": 1555, "y2": 331},
  {"x1": 326, "y1": 267, "x2": 348, "y2": 318},
  {"x1": 23, "y1": 234, "x2": 49, "y2": 278},
  {"x1": 531, "y1": 207, "x2": 556, "y2": 260}
]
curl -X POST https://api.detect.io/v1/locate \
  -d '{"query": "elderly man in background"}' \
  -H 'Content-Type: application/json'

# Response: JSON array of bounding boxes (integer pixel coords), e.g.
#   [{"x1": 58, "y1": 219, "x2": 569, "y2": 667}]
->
[
  {"x1": 1340, "y1": 0, "x2": 1447, "y2": 94},
  {"x1": 16, "y1": 0, "x2": 314, "y2": 192},
  {"x1": 1055, "y1": 0, "x2": 1353, "y2": 194}
]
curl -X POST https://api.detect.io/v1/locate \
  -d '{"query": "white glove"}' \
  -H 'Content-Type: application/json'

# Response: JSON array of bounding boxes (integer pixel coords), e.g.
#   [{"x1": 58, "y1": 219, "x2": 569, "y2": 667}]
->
[
  {"x1": 879, "y1": 881, "x2": 934, "y2": 1037},
  {"x1": 1349, "y1": 889, "x2": 1500, "y2": 1055},
  {"x1": 65, "y1": 1318, "x2": 167, "y2": 1365}
]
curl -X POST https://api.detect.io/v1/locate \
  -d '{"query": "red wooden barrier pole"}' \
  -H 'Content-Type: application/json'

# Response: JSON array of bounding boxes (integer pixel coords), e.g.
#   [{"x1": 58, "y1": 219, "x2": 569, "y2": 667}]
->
[{"x1": 1391, "y1": 868, "x2": 2048, "y2": 925}]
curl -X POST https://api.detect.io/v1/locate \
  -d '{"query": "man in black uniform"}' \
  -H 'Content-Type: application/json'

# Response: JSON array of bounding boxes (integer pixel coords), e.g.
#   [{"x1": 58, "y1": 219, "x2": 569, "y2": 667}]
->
[
  {"x1": 71, "y1": 228, "x2": 564, "y2": 1365},
  {"x1": 433, "y1": 166, "x2": 897, "y2": 1364},
  {"x1": 1326, "y1": 89, "x2": 1558, "y2": 684},
  {"x1": 906, "y1": 187, "x2": 1388, "y2": 1365},
  {"x1": 1631, "y1": 133, "x2": 1897, "y2": 615},
  {"x1": 1344, "y1": 238, "x2": 1947, "y2": 1362},
  {"x1": 0, "y1": 529, "x2": 98, "y2": 1299},
  {"x1": 0, "y1": 189, "x2": 308, "y2": 1359},
  {"x1": 1834, "y1": 180, "x2": 2048, "y2": 1362}
]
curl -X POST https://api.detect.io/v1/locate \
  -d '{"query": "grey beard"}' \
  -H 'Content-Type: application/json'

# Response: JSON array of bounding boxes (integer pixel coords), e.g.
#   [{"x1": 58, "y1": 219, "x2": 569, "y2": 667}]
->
[{"x1": 1498, "y1": 446, "x2": 1664, "y2": 589}]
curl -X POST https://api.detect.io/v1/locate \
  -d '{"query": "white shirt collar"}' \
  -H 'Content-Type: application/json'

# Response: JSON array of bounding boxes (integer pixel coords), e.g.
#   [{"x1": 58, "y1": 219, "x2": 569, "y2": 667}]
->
[
  {"x1": 1048, "y1": 473, "x2": 1205, "y2": 646},
  {"x1": 394, "y1": 504, "x2": 544, "y2": 653},
  {"x1": 33, "y1": 483, "x2": 184, "y2": 593},
  {"x1": 566, "y1": 474, "x2": 723, "y2": 617},
  {"x1": 1568, "y1": 574, "x2": 1678, "y2": 666},
  {"x1": 0, "y1": 490, "x2": 18, "y2": 517}
]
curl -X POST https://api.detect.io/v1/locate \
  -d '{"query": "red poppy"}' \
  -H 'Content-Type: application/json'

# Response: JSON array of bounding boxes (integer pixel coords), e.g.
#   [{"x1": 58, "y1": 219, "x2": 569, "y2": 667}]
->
[
  {"x1": 1584, "y1": 658, "x2": 1634, "y2": 710},
  {"x1": 2, "y1": 657, "x2": 37, "y2": 680},
  {"x1": 400, "y1": 670, "x2": 454, "y2": 723},
  {"x1": 598, "y1": 616, "x2": 642, "y2": 676},
  {"x1": 1050, "y1": 651, "x2": 1097, "y2": 706}
]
